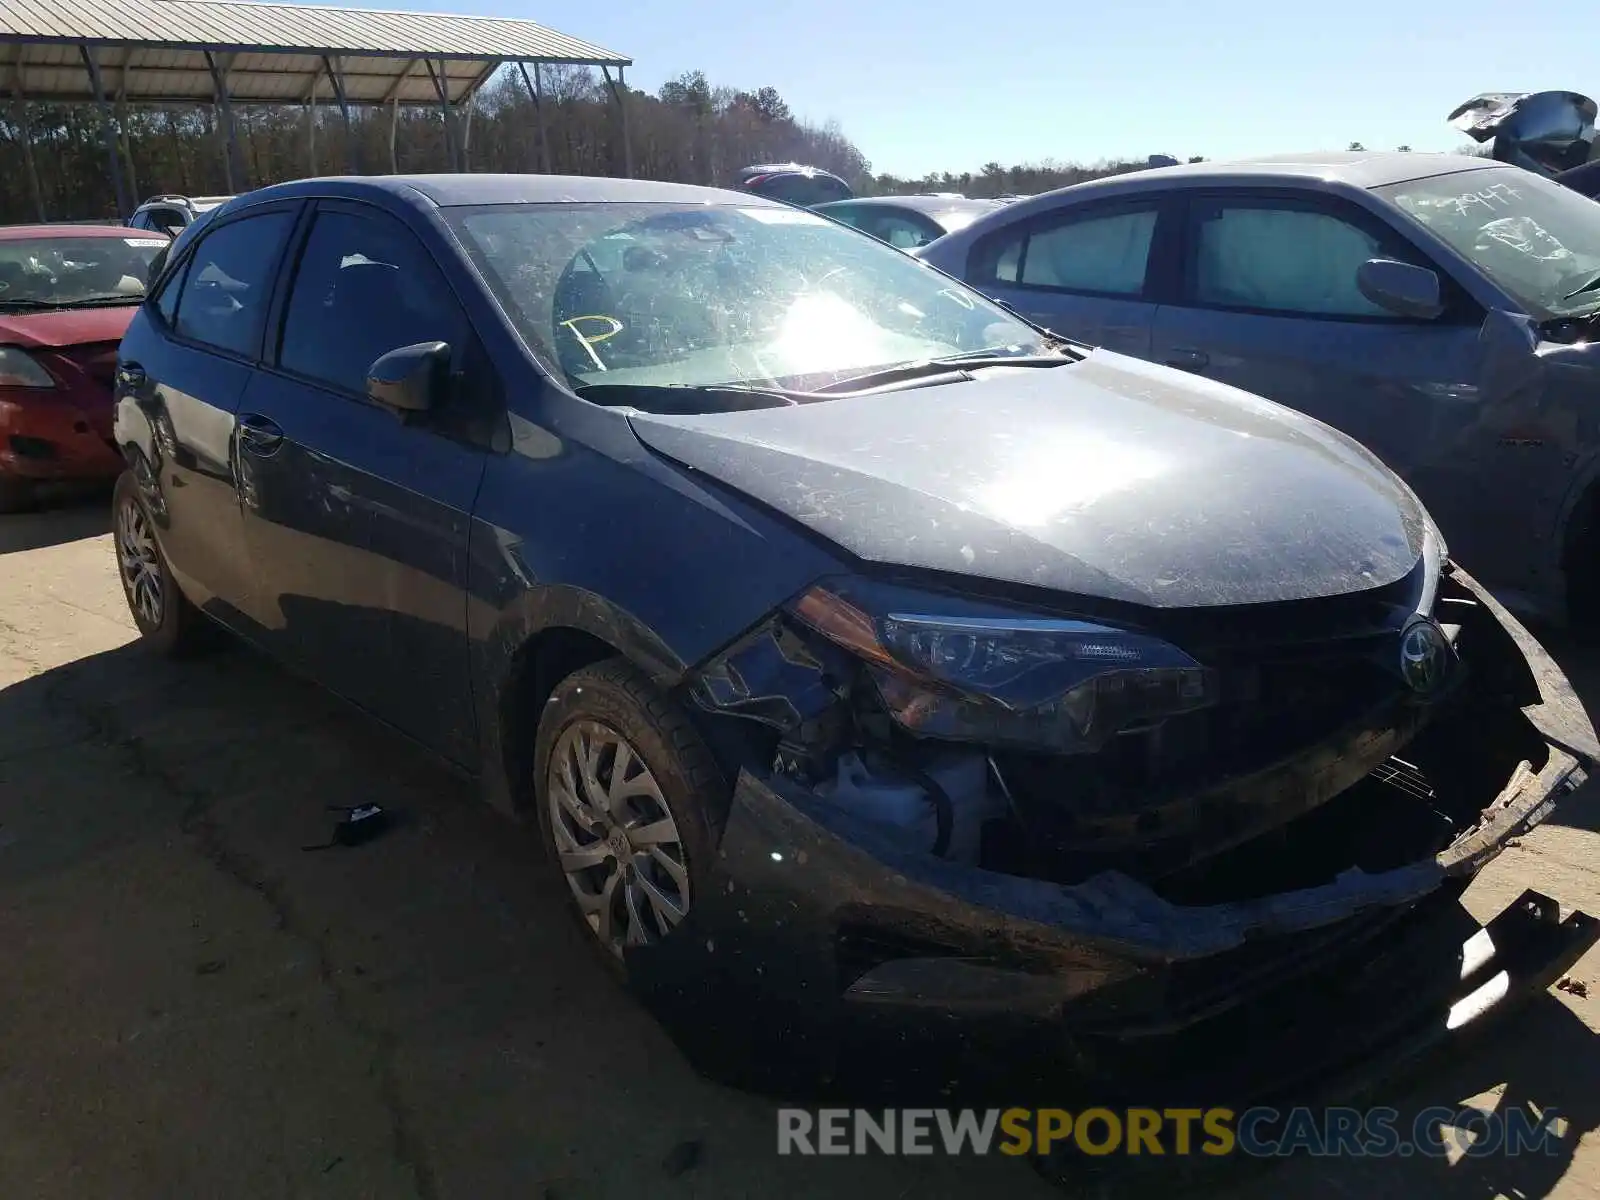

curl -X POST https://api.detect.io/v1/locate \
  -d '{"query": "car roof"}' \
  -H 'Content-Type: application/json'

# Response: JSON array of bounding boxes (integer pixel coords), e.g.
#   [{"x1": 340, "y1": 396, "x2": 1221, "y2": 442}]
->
[
  {"x1": 236, "y1": 173, "x2": 785, "y2": 211},
  {"x1": 1028, "y1": 151, "x2": 1504, "y2": 205},
  {"x1": 818, "y1": 195, "x2": 1002, "y2": 216},
  {"x1": 0, "y1": 222, "x2": 161, "y2": 240},
  {"x1": 738, "y1": 163, "x2": 846, "y2": 181}
]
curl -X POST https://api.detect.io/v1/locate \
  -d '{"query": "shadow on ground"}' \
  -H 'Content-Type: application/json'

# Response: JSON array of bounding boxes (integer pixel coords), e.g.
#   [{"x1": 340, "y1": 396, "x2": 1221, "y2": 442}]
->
[
  {"x1": 0, "y1": 637, "x2": 1045, "y2": 1198},
  {"x1": 0, "y1": 492, "x2": 111, "y2": 555}
]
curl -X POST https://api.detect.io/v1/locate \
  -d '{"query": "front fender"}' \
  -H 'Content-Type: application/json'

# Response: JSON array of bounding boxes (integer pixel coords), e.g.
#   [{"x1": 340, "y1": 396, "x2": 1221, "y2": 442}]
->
[{"x1": 461, "y1": 416, "x2": 847, "y2": 815}]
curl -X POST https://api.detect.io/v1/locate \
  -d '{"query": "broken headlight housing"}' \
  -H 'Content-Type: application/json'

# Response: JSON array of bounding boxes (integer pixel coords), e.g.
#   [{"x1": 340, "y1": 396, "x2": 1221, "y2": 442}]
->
[{"x1": 789, "y1": 579, "x2": 1216, "y2": 754}]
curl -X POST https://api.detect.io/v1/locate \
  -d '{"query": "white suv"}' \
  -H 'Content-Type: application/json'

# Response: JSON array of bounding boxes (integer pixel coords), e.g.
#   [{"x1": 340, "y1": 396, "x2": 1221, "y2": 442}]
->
[{"x1": 127, "y1": 195, "x2": 234, "y2": 237}]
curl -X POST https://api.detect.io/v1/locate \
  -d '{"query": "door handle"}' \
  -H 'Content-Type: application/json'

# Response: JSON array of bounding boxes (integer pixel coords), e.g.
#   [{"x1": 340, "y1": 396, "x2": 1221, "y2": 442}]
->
[
  {"x1": 115, "y1": 361, "x2": 146, "y2": 390},
  {"x1": 1165, "y1": 346, "x2": 1210, "y2": 369},
  {"x1": 237, "y1": 413, "x2": 284, "y2": 455}
]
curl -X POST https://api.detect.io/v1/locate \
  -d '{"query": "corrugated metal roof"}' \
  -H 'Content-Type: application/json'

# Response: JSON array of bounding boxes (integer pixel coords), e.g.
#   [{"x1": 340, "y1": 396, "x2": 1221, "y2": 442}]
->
[{"x1": 0, "y1": 0, "x2": 629, "y2": 104}]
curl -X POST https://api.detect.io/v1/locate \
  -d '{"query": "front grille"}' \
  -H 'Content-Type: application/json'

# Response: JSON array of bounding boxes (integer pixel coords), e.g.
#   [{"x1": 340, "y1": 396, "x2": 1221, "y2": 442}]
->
[
  {"x1": 996, "y1": 624, "x2": 1415, "y2": 885},
  {"x1": 1180, "y1": 635, "x2": 1400, "y2": 778}
]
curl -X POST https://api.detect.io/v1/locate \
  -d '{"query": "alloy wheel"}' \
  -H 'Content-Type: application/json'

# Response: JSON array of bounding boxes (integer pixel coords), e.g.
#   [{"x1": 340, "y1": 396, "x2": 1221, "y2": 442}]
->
[
  {"x1": 546, "y1": 719, "x2": 691, "y2": 956},
  {"x1": 116, "y1": 496, "x2": 164, "y2": 629}
]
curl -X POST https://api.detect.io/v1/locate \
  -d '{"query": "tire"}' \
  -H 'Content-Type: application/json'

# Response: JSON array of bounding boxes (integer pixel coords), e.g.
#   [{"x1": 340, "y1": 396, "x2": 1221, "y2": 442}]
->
[
  {"x1": 0, "y1": 476, "x2": 34, "y2": 514},
  {"x1": 532, "y1": 657, "x2": 726, "y2": 982},
  {"x1": 112, "y1": 470, "x2": 207, "y2": 656}
]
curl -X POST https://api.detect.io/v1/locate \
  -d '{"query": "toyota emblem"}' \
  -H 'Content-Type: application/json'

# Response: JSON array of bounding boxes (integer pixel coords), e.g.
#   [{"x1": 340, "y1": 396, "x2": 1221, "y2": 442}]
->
[{"x1": 1399, "y1": 617, "x2": 1451, "y2": 695}]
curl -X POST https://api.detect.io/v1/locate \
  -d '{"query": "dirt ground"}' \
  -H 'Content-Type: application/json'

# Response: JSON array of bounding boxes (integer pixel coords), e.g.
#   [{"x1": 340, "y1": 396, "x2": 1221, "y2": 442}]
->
[{"x1": 3, "y1": 495, "x2": 1600, "y2": 1200}]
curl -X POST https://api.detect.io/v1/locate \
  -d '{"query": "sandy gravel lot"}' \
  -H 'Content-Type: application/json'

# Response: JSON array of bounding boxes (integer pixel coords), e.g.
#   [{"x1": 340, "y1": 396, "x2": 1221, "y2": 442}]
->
[{"x1": 2, "y1": 496, "x2": 1599, "y2": 1199}]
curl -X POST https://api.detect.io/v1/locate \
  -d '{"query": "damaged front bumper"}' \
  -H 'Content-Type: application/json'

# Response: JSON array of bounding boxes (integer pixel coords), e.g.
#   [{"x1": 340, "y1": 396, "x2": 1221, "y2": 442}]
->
[{"x1": 630, "y1": 565, "x2": 1599, "y2": 1104}]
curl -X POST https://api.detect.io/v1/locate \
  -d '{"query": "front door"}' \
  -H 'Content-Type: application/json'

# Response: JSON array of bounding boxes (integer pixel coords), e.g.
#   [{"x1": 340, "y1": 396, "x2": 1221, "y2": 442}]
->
[
  {"x1": 235, "y1": 200, "x2": 497, "y2": 763},
  {"x1": 963, "y1": 197, "x2": 1170, "y2": 356},
  {"x1": 1147, "y1": 191, "x2": 1515, "y2": 571}
]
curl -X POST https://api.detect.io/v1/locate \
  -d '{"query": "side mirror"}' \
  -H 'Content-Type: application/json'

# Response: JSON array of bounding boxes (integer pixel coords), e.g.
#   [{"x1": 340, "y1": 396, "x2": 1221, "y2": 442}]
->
[
  {"x1": 1357, "y1": 258, "x2": 1445, "y2": 320},
  {"x1": 366, "y1": 341, "x2": 450, "y2": 413}
]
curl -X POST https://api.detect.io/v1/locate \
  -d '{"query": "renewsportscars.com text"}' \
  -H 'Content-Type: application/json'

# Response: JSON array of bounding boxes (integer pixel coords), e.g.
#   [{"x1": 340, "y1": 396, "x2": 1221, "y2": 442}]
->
[{"x1": 777, "y1": 1105, "x2": 1567, "y2": 1159}]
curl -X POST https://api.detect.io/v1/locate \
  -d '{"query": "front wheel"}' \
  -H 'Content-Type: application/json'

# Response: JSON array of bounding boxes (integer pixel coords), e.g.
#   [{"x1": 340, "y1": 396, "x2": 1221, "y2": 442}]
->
[
  {"x1": 532, "y1": 659, "x2": 726, "y2": 980},
  {"x1": 113, "y1": 471, "x2": 206, "y2": 656}
]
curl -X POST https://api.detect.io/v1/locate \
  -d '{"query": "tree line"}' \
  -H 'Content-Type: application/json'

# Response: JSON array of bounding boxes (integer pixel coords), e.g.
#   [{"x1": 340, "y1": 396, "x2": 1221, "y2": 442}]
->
[
  {"x1": 0, "y1": 66, "x2": 874, "y2": 223},
  {"x1": 0, "y1": 61, "x2": 1488, "y2": 222}
]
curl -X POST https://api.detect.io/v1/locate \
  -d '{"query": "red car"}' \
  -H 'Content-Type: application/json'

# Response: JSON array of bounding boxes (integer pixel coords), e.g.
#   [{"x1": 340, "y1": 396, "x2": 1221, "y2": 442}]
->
[{"x1": 0, "y1": 223, "x2": 170, "y2": 512}]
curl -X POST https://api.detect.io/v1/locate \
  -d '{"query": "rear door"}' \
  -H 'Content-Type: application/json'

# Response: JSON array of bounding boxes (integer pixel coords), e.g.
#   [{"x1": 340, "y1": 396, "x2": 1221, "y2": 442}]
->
[
  {"x1": 235, "y1": 198, "x2": 497, "y2": 763},
  {"x1": 115, "y1": 202, "x2": 299, "y2": 626},
  {"x1": 1149, "y1": 190, "x2": 1484, "y2": 482},
  {"x1": 962, "y1": 195, "x2": 1174, "y2": 355}
]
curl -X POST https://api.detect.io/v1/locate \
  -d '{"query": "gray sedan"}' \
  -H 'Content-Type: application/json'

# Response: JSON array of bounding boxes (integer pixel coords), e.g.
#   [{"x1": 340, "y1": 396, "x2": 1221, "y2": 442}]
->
[
  {"x1": 917, "y1": 152, "x2": 1600, "y2": 627},
  {"x1": 813, "y1": 195, "x2": 1003, "y2": 249}
]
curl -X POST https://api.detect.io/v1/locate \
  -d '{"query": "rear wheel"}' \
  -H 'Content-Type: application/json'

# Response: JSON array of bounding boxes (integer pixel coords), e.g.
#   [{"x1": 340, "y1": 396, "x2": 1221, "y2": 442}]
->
[
  {"x1": 532, "y1": 658, "x2": 726, "y2": 981},
  {"x1": 113, "y1": 471, "x2": 206, "y2": 656}
]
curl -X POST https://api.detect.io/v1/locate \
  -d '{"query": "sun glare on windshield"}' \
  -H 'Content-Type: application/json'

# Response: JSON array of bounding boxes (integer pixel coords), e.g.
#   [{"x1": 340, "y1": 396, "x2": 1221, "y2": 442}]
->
[{"x1": 452, "y1": 202, "x2": 1047, "y2": 397}]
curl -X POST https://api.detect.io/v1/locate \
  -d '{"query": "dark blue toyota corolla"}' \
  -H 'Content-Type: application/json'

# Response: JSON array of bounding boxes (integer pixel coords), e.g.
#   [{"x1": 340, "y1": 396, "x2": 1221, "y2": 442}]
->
[{"x1": 112, "y1": 174, "x2": 1599, "y2": 1106}]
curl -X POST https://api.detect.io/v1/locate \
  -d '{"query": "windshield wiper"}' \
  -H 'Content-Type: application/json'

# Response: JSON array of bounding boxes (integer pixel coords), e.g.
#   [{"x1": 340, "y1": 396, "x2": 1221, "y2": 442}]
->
[
  {"x1": 575, "y1": 381, "x2": 801, "y2": 414},
  {"x1": 1560, "y1": 271, "x2": 1600, "y2": 302},
  {"x1": 807, "y1": 348, "x2": 1080, "y2": 395},
  {"x1": 56, "y1": 293, "x2": 142, "y2": 308},
  {"x1": 0, "y1": 294, "x2": 139, "y2": 311}
]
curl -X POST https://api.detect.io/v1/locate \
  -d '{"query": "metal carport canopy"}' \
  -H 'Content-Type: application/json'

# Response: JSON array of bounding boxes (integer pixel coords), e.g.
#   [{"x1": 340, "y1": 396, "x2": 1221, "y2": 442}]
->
[
  {"x1": 0, "y1": 0, "x2": 630, "y2": 104},
  {"x1": 0, "y1": 0, "x2": 631, "y2": 105}
]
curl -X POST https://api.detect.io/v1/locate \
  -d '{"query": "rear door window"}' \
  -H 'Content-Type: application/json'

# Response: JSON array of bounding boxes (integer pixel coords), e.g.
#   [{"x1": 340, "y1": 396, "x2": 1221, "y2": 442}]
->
[{"x1": 976, "y1": 205, "x2": 1161, "y2": 296}]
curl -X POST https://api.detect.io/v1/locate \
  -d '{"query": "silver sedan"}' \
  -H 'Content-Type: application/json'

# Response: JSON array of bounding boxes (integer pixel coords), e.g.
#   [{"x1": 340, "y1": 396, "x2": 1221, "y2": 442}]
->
[{"x1": 917, "y1": 151, "x2": 1600, "y2": 628}]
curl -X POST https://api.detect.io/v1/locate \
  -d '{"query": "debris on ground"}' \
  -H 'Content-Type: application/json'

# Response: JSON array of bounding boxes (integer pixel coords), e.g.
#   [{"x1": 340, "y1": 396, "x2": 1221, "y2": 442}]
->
[
  {"x1": 1557, "y1": 977, "x2": 1590, "y2": 998},
  {"x1": 302, "y1": 804, "x2": 393, "y2": 851}
]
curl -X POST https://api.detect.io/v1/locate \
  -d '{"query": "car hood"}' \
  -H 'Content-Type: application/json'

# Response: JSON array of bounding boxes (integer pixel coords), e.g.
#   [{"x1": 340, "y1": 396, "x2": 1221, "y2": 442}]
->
[
  {"x1": 626, "y1": 349, "x2": 1429, "y2": 609},
  {"x1": 0, "y1": 305, "x2": 139, "y2": 348}
]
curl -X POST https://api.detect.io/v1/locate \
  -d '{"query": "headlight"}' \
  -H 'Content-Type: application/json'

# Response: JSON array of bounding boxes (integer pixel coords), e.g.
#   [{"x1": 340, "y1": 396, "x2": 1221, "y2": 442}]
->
[
  {"x1": 788, "y1": 579, "x2": 1215, "y2": 754},
  {"x1": 0, "y1": 345, "x2": 56, "y2": 389}
]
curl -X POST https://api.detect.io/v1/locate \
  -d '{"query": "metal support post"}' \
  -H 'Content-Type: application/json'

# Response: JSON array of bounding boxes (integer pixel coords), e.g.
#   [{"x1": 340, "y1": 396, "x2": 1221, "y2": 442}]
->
[
  {"x1": 601, "y1": 64, "x2": 632, "y2": 179},
  {"x1": 10, "y1": 63, "x2": 46, "y2": 221},
  {"x1": 322, "y1": 55, "x2": 361, "y2": 174},
  {"x1": 81, "y1": 44, "x2": 133, "y2": 219},
  {"x1": 426, "y1": 58, "x2": 461, "y2": 172},
  {"x1": 517, "y1": 61, "x2": 550, "y2": 172},
  {"x1": 204, "y1": 51, "x2": 248, "y2": 193}
]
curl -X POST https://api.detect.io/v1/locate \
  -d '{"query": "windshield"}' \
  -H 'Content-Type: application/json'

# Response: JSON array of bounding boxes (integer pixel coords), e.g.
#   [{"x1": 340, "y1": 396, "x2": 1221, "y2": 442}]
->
[
  {"x1": 744, "y1": 174, "x2": 853, "y2": 207},
  {"x1": 1376, "y1": 166, "x2": 1600, "y2": 318},
  {"x1": 0, "y1": 234, "x2": 168, "y2": 308},
  {"x1": 448, "y1": 202, "x2": 1047, "y2": 395},
  {"x1": 934, "y1": 205, "x2": 1002, "y2": 235}
]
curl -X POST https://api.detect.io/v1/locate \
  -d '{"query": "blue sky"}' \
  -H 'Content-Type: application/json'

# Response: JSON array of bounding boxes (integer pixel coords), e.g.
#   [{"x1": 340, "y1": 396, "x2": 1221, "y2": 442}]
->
[{"x1": 382, "y1": 0, "x2": 1583, "y2": 176}]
